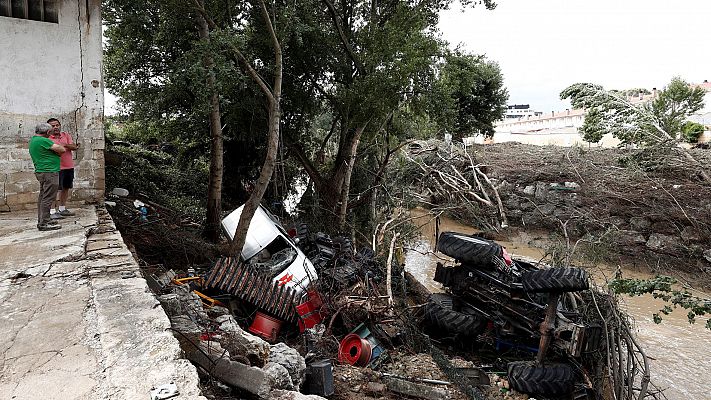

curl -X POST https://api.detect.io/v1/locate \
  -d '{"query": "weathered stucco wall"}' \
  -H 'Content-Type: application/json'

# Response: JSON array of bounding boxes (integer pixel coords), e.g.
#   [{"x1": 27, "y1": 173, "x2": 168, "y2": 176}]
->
[{"x1": 0, "y1": 0, "x2": 104, "y2": 211}]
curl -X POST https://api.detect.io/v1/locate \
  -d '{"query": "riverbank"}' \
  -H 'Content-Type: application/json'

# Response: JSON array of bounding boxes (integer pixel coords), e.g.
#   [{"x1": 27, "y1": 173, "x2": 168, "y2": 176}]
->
[
  {"x1": 404, "y1": 209, "x2": 711, "y2": 400},
  {"x1": 401, "y1": 141, "x2": 711, "y2": 289}
]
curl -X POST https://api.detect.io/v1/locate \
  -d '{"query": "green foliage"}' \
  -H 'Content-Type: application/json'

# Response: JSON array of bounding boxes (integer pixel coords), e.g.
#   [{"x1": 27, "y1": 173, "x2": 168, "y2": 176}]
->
[
  {"x1": 427, "y1": 50, "x2": 508, "y2": 140},
  {"x1": 561, "y1": 77, "x2": 706, "y2": 146},
  {"x1": 651, "y1": 78, "x2": 706, "y2": 138},
  {"x1": 105, "y1": 145, "x2": 210, "y2": 222},
  {"x1": 682, "y1": 121, "x2": 705, "y2": 143},
  {"x1": 104, "y1": 0, "x2": 506, "y2": 232},
  {"x1": 609, "y1": 273, "x2": 711, "y2": 330},
  {"x1": 611, "y1": 88, "x2": 651, "y2": 97}
]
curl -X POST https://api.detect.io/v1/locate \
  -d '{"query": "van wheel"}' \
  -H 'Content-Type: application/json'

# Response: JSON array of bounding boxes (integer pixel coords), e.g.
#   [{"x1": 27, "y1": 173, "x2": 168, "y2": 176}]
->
[
  {"x1": 294, "y1": 223, "x2": 311, "y2": 249},
  {"x1": 507, "y1": 361, "x2": 575, "y2": 397},
  {"x1": 436, "y1": 232, "x2": 502, "y2": 268}
]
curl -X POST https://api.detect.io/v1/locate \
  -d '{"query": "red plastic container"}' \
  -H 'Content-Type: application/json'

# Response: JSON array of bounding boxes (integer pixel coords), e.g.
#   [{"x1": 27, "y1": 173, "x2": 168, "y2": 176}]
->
[
  {"x1": 296, "y1": 291, "x2": 325, "y2": 332},
  {"x1": 249, "y1": 311, "x2": 283, "y2": 342},
  {"x1": 338, "y1": 333, "x2": 372, "y2": 367}
]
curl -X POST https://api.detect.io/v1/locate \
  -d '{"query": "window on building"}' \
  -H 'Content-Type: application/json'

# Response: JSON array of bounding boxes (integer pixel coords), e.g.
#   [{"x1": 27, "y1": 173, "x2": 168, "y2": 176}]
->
[{"x1": 0, "y1": 0, "x2": 58, "y2": 23}]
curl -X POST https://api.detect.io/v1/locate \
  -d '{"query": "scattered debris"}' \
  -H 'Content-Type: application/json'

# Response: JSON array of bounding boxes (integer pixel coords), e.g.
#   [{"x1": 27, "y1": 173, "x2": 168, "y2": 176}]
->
[
  {"x1": 108, "y1": 193, "x2": 664, "y2": 400},
  {"x1": 111, "y1": 187, "x2": 129, "y2": 197},
  {"x1": 381, "y1": 375, "x2": 448, "y2": 400},
  {"x1": 304, "y1": 359, "x2": 334, "y2": 397}
]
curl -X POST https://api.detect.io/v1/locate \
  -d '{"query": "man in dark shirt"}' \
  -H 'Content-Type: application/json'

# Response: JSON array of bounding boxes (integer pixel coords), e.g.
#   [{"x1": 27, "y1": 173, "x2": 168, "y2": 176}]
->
[{"x1": 28, "y1": 123, "x2": 66, "y2": 231}]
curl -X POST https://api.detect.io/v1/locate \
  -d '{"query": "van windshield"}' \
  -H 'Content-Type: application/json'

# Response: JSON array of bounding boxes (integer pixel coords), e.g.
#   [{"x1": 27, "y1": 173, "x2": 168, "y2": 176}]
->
[{"x1": 247, "y1": 236, "x2": 297, "y2": 275}]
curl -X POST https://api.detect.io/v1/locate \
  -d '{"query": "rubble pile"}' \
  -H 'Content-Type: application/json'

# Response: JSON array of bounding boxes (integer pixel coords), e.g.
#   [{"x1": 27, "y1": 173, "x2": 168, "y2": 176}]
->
[{"x1": 107, "y1": 190, "x2": 661, "y2": 400}]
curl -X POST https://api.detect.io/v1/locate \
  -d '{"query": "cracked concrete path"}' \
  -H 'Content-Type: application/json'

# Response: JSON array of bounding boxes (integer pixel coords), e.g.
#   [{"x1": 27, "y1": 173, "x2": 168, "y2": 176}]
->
[{"x1": 0, "y1": 205, "x2": 205, "y2": 400}]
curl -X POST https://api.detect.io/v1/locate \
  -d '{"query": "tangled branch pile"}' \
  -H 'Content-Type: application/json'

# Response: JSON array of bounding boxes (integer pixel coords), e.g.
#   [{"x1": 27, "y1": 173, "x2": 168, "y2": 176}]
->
[
  {"x1": 579, "y1": 287, "x2": 668, "y2": 400},
  {"x1": 108, "y1": 195, "x2": 220, "y2": 270},
  {"x1": 393, "y1": 140, "x2": 508, "y2": 230}
]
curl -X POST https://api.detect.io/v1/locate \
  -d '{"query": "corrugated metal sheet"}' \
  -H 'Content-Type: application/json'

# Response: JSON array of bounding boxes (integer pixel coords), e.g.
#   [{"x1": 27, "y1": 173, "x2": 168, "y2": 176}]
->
[{"x1": 206, "y1": 257, "x2": 298, "y2": 322}]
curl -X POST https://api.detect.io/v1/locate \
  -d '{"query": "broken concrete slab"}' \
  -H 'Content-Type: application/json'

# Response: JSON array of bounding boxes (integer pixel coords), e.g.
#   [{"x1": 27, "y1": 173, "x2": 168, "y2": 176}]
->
[
  {"x1": 382, "y1": 376, "x2": 447, "y2": 400},
  {"x1": 159, "y1": 287, "x2": 209, "y2": 322},
  {"x1": 185, "y1": 341, "x2": 269, "y2": 396},
  {"x1": 265, "y1": 361, "x2": 296, "y2": 391},
  {"x1": 0, "y1": 205, "x2": 206, "y2": 400},
  {"x1": 269, "y1": 342, "x2": 307, "y2": 389},
  {"x1": 216, "y1": 314, "x2": 271, "y2": 367}
]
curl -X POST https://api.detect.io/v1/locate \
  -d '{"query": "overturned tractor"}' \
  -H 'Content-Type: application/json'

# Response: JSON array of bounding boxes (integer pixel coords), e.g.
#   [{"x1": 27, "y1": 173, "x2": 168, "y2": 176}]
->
[{"x1": 426, "y1": 231, "x2": 601, "y2": 398}]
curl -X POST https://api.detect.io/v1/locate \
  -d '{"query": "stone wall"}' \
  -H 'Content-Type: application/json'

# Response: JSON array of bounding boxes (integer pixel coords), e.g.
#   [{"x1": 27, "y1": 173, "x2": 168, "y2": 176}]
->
[
  {"x1": 0, "y1": 0, "x2": 104, "y2": 212},
  {"x1": 497, "y1": 179, "x2": 711, "y2": 271}
]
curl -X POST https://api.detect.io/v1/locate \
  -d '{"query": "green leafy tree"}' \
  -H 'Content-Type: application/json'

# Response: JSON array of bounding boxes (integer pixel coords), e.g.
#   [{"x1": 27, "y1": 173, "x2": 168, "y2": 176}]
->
[
  {"x1": 561, "y1": 77, "x2": 710, "y2": 183},
  {"x1": 561, "y1": 77, "x2": 705, "y2": 145},
  {"x1": 105, "y1": 0, "x2": 506, "y2": 234},
  {"x1": 682, "y1": 121, "x2": 705, "y2": 143},
  {"x1": 277, "y1": 0, "x2": 501, "y2": 228},
  {"x1": 427, "y1": 51, "x2": 508, "y2": 140}
]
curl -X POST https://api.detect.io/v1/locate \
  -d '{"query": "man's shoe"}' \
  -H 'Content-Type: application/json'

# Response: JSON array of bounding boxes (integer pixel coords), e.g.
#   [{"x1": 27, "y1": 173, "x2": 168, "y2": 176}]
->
[
  {"x1": 38, "y1": 224, "x2": 62, "y2": 231},
  {"x1": 50, "y1": 213, "x2": 65, "y2": 220},
  {"x1": 47, "y1": 220, "x2": 60, "y2": 226},
  {"x1": 59, "y1": 209, "x2": 75, "y2": 216}
]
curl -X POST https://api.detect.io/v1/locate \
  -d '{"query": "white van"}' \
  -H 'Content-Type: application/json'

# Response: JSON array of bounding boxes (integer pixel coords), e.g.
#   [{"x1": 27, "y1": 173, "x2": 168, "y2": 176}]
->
[{"x1": 221, "y1": 204, "x2": 317, "y2": 294}]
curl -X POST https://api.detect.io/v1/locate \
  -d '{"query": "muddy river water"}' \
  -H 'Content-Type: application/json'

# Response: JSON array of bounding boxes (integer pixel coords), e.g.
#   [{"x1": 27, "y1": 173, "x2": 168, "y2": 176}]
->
[{"x1": 403, "y1": 210, "x2": 711, "y2": 400}]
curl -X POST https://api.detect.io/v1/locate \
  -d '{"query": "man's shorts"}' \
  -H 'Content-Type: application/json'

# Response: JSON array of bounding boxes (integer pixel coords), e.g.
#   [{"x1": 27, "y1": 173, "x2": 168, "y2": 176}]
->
[{"x1": 58, "y1": 168, "x2": 74, "y2": 190}]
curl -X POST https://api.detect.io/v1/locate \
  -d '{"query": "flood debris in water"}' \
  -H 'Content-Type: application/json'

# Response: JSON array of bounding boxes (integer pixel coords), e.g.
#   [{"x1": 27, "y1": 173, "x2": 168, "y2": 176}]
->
[{"x1": 107, "y1": 194, "x2": 665, "y2": 400}]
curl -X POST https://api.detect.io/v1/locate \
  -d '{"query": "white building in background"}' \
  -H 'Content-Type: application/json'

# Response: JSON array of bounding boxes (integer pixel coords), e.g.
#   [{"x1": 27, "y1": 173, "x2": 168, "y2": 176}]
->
[
  {"x1": 473, "y1": 81, "x2": 711, "y2": 148},
  {"x1": 0, "y1": 0, "x2": 105, "y2": 211},
  {"x1": 504, "y1": 104, "x2": 542, "y2": 121},
  {"x1": 490, "y1": 107, "x2": 621, "y2": 147}
]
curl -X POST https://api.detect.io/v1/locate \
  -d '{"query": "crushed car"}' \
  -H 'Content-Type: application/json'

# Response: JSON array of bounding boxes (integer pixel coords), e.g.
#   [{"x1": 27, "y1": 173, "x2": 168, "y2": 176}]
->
[
  {"x1": 425, "y1": 231, "x2": 601, "y2": 398},
  {"x1": 219, "y1": 204, "x2": 319, "y2": 294},
  {"x1": 203, "y1": 204, "x2": 322, "y2": 341},
  {"x1": 204, "y1": 204, "x2": 375, "y2": 342}
]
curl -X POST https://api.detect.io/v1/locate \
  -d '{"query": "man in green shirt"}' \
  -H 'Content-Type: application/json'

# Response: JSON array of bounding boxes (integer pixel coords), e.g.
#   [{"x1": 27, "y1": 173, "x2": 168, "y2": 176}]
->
[{"x1": 29, "y1": 122, "x2": 66, "y2": 231}]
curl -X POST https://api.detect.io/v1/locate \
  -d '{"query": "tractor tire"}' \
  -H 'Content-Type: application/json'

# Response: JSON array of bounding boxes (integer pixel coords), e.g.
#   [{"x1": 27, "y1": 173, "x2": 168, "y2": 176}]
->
[
  {"x1": 424, "y1": 293, "x2": 485, "y2": 337},
  {"x1": 356, "y1": 247, "x2": 375, "y2": 261},
  {"x1": 294, "y1": 223, "x2": 311, "y2": 251},
  {"x1": 332, "y1": 236, "x2": 355, "y2": 258},
  {"x1": 507, "y1": 361, "x2": 575, "y2": 397},
  {"x1": 437, "y1": 231, "x2": 502, "y2": 268},
  {"x1": 522, "y1": 267, "x2": 589, "y2": 293}
]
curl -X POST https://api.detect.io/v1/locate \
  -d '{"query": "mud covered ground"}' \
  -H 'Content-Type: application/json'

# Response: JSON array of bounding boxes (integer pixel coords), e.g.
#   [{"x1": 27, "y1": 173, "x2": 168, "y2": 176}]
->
[{"x1": 450, "y1": 142, "x2": 711, "y2": 289}]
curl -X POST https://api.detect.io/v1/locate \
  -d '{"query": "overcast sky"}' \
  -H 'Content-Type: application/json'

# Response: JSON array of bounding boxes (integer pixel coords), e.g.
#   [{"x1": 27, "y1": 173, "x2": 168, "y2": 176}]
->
[{"x1": 438, "y1": 0, "x2": 711, "y2": 112}]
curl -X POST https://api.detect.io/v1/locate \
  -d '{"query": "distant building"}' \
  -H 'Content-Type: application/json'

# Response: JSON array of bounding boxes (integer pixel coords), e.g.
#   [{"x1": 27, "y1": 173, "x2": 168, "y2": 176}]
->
[
  {"x1": 504, "y1": 104, "x2": 542, "y2": 120},
  {"x1": 0, "y1": 1, "x2": 105, "y2": 211},
  {"x1": 489, "y1": 107, "x2": 616, "y2": 147},
  {"x1": 483, "y1": 81, "x2": 711, "y2": 148},
  {"x1": 688, "y1": 80, "x2": 711, "y2": 143}
]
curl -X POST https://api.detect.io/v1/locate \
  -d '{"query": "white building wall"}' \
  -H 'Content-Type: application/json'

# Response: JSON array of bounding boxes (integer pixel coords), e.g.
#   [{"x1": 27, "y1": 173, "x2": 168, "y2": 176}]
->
[{"x1": 0, "y1": 0, "x2": 104, "y2": 211}]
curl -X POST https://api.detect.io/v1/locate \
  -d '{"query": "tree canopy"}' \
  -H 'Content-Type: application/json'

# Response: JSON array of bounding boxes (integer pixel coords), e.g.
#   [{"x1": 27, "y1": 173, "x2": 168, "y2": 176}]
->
[{"x1": 103, "y1": 0, "x2": 509, "y2": 230}]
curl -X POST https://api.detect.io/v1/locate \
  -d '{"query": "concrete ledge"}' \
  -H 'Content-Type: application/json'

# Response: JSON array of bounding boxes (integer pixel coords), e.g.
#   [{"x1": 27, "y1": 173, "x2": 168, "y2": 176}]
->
[{"x1": 0, "y1": 205, "x2": 205, "y2": 400}]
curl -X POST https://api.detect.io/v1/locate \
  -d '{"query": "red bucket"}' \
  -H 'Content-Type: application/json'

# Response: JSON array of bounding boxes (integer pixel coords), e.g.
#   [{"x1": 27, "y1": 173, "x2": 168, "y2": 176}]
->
[
  {"x1": 296, "y1": 291, "x2": 325, "y2": 332},
  {"x1": 248, "y1": 311, "x2": 283, "y2": 342},
  {"x1": 338, "y1": 333, "x2": 372, "y2": 367}
]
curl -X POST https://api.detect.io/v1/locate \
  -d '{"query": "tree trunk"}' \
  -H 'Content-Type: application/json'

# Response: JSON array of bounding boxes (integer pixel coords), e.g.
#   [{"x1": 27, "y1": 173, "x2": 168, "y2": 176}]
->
[
  {"x1": 228, "y1": 105, "x2": 281, "y2": 255},
  {"x1": 196, "y1": 6, "x2": 224, "y2": 242},
  {"x1": 680, "y1": 147, "x2": 711, "y2": 184},
  {"x1": 228, "y1": 0, "x2": 282, "y2": 256},
  {"x1": 336, "y1": 124, "x2": 366, "y2": 229}
]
